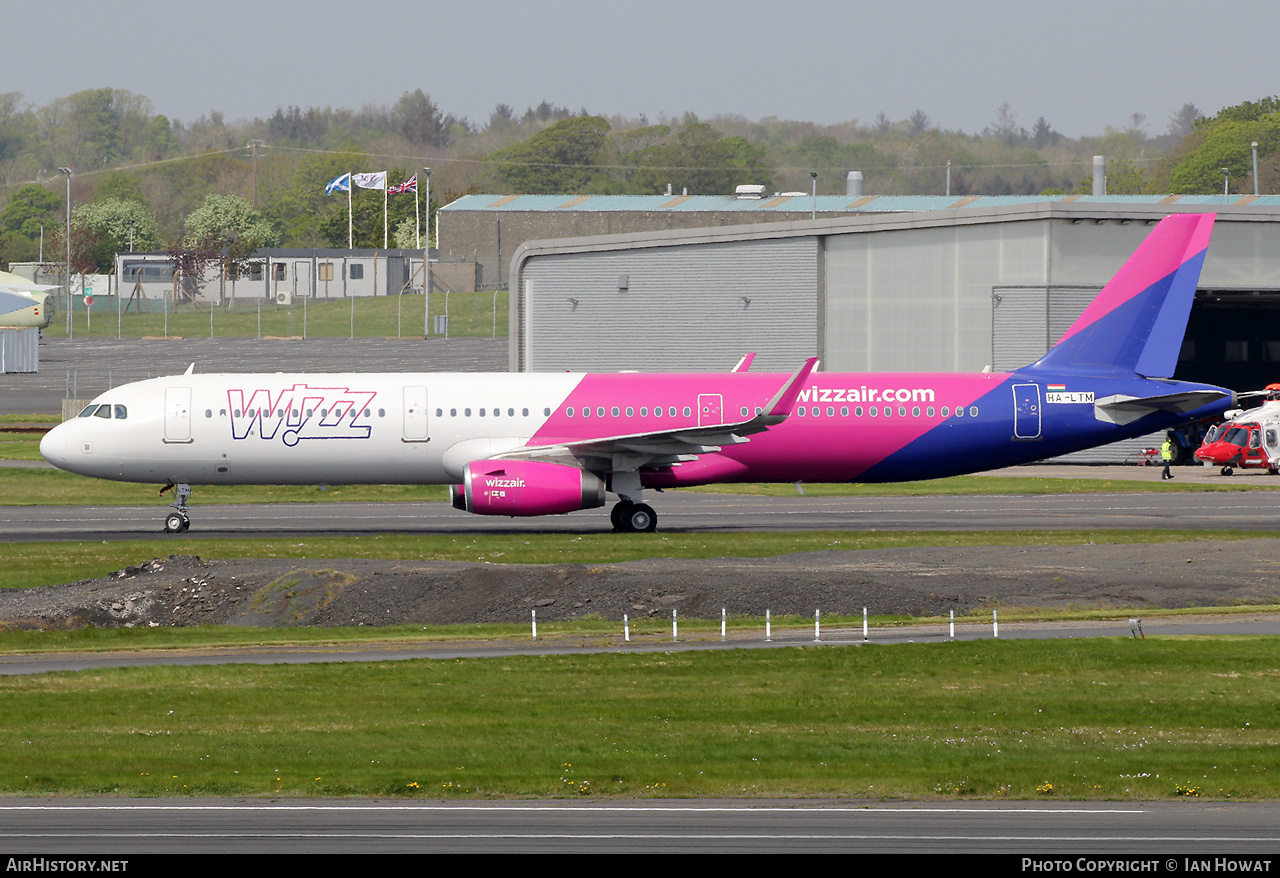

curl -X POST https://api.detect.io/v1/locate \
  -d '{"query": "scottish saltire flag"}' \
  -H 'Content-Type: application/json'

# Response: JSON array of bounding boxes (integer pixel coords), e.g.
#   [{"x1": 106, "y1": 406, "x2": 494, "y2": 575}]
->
[
  {"x1": 388, "y1": 174, "x2": 417, "y2": 195},
  {"x1": 325, "y1": 172, "x2": 351, "y2": 194},
  {"x1": 352, "y1": 171, "x2": 388, "y2": 190}
]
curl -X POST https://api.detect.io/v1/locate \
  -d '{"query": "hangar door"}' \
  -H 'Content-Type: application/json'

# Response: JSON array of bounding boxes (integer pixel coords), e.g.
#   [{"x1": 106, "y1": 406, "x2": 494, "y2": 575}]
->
[
  {"x1": 991, "y1": 285, "x2": 1098, "y2": 370},
  {"x1": 517, "y1": 238, "x2": 818, "y2": 373}
]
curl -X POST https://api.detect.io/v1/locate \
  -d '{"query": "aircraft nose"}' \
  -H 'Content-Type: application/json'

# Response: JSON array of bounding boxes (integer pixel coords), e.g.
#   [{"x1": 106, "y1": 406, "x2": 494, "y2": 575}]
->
[{"x1": 40, "y1": 423, "x2": 68, "y2": 469}]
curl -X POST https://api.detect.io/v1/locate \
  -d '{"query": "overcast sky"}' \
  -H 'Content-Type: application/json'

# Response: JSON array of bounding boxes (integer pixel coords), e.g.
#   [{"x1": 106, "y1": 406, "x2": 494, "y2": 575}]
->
[{"x1": 12, "y1": 0, "x2": 1273, "y2": 139}]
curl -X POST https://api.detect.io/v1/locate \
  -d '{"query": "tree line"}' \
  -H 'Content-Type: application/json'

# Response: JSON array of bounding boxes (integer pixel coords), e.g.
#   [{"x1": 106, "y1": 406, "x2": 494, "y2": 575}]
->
[{"x1": 0, "y1": 86, "x2": 1273, "y2": 272}]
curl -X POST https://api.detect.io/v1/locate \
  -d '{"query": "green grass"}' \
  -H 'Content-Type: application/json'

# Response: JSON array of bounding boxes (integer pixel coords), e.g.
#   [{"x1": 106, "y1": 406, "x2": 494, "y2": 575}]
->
[
  {"x1": 1, "y1": 465, "x2": 1274, "y2": 509},
  {"x1": 43, "y1": 291, "x2": 508, "y2": 339},
  {"x1": 0, "y1": 467, "x2": 450, "y2": 507},
  {"x1": 0, "y1": 431, "x2": 44, "y2": 460},
  {"x1": 3, "y1": 529, "x2": 1279, "y2": 591},
  {"x1": 1, "y1": 638, "x2": 1275, "y2": 800}
]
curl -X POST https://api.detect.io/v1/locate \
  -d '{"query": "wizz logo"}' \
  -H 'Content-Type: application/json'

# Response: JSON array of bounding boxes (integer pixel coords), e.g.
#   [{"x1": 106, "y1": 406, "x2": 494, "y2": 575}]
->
[{"x1": 228, "y1": 385, "x2": 377, "y2": 446}]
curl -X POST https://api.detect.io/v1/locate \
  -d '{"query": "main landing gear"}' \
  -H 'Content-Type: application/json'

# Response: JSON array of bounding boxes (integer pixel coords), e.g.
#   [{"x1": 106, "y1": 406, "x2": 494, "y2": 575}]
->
[
  {"x1": 160, "y1": 482, "x2": 192, "y2": 533},
  {"x1": 610, "y1": 499, "x2": 657, "y2": 533}
]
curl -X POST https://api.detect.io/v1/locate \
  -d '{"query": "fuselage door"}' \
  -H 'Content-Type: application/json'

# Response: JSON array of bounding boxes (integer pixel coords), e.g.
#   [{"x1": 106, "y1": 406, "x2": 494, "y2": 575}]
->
[
  {"x1": 164, "y1": 387, "x2": 193, "y2": 444},
  {"x1": 1012, "y1": 383, "x2": 1041, "y2": 440},
  {"x1": 403, "y1": 385, "x2": 429, "y2": 442},
  {"x1": 698, "y1": 394, "x2": 724, "y2": 427}
]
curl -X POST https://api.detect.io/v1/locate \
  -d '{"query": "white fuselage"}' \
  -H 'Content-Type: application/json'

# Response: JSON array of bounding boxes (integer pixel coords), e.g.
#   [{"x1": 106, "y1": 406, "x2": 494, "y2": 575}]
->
[{"x1": 40, "y1": 372, "x2": 583, "y2": 486}]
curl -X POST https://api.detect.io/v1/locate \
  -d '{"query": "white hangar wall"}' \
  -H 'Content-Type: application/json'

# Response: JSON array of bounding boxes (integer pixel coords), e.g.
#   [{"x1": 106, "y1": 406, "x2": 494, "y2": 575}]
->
[
  {"x1": 511, "y1": 203, "x2": 1280, "y2": 376},
  {"x1": 822, "y1": 218, "x2": 1050, "y2": 373},
  {"x1": 516, "y1": 236, "x2": 817, "y2": 373}
]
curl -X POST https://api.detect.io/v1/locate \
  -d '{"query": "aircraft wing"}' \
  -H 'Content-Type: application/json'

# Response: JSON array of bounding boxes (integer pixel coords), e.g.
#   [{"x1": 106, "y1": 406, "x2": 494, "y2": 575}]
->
[
  {"x1": 1093, "y1": 389, "x2": 1232, "y2": 426},
  {"x1": 495, "y1": 357, "x2": 818, "y2": 470}
]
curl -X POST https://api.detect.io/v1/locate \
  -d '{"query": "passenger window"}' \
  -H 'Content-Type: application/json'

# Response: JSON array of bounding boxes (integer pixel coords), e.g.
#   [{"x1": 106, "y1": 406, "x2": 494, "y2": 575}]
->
[
  {"x1": 912, "y1": 406, "x2": 920, "y2": 417},
  {"x1": 669, "y1": 407, "x2": 677, "y2": 417},
  {"x1": 543, "y1": 408, "x2": 550, "y2": 416},
  {"x1": 870, "y1": 407, "x2": 878, "y2": 417},
  {"x1": 597, "y1": 407, "x2": 605, "y2": 417},
  {"x1": 969, "y1": 406, "x2": 978, "y2": 417},
  {"x1": 626, "y1": 407, "x2": 634, "y2": 417},
  {"x1": 436, "y1": 409, "x2": 442, "y2": 417},
  {"x1": 827, "y1": 406, "x2": 835, "y2": 417},
  {"x1": 942, "y1": 406, "x2": 950, "y2": 417},
  {"x1": 855, "y1": 406, "x2": 863, "y2": 417},
  {"x1": 566, "y1": 407, "x2": 574, "y2": 417},
  {"x1": 509, "y1": 408, "x2": 515, "y2": 417},
  {"x1": 611, "y1": 407, "x2": 620, "y2": 417},
  {"x1": 841, "y1": 406, "x2": 848, "y2": 417},
  {"x1": 204, "y1": 409, "x2": 212, "y2": 419}
]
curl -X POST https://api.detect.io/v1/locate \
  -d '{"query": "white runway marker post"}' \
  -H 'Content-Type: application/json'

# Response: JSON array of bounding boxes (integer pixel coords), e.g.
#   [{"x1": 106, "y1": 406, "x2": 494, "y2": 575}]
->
[{"x1": 531, "y1": 609, "x2": 537, "y2": 641}]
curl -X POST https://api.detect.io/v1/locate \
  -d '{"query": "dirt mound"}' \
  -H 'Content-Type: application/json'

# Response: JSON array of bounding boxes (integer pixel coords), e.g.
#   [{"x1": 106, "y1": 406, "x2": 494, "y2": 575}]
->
[{"x1": 3, "y1": 539, "x2": 1278, "y2": 631}]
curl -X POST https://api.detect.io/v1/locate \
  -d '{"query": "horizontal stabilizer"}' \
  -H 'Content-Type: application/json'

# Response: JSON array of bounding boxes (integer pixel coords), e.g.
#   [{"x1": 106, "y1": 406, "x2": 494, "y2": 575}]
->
[{"x1": 1093, "y1": 390, "x2": 1230, "y2": 426}]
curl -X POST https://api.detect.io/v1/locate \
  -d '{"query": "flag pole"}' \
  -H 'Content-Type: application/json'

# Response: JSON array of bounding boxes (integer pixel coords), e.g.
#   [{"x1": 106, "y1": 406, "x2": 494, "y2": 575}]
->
[
  {"x1": 347, "y1": 172, "x2": 353, "y2": 249},
  {"x1": 383, "y1": 184, "x2": 388, "y2": 249}
]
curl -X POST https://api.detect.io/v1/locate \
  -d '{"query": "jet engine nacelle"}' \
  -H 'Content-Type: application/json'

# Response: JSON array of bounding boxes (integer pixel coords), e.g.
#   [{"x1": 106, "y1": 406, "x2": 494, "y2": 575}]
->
[{"x1": 451, "y1": 459, "x2": 606, "y2": 516}]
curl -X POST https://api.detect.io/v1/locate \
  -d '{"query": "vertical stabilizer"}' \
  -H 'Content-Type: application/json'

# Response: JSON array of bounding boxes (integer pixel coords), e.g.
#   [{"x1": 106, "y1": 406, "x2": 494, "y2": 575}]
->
[{"x1": 1026, "y1": 213, "x2": 1214, "y2": 377}]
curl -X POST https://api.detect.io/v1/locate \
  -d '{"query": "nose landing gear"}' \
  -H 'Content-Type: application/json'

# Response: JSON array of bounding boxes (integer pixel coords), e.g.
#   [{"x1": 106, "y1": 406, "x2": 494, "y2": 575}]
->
[{"x1": 160, "y1": 482, "x2": 192, "y2": 533}]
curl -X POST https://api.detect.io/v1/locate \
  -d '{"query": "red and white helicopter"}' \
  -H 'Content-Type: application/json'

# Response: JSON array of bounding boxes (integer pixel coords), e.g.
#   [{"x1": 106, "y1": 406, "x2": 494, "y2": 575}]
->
[{"x1": 1193, "y1": 384, "x2": 1280, "y2": 475}]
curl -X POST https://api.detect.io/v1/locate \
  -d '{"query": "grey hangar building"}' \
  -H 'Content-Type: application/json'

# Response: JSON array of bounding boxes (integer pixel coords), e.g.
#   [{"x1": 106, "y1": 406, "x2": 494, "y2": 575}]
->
[{"x1": 438, "y1": 192, "x2": 1280, "y2": 462}]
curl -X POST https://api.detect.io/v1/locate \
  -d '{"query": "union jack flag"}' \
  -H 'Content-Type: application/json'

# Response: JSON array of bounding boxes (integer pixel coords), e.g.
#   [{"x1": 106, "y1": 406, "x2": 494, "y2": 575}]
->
[{"x1": 387, "y1": 174, "x2": 417, "y2": 195}]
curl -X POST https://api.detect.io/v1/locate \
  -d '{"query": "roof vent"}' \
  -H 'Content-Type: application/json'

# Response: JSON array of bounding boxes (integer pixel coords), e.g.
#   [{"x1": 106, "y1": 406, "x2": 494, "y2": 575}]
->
[{"x1": 735, "y1": 184, "x2": 767, "y2": 200}]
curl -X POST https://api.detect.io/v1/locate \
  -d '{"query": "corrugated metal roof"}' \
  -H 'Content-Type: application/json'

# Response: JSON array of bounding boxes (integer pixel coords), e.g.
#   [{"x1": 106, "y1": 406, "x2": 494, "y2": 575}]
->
[{"x1": 444, "y1": 193, "x2": 1280, "y2": 213}]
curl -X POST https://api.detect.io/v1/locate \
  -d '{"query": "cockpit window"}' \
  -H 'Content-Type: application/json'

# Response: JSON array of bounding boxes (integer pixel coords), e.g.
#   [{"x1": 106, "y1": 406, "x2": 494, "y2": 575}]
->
[
  {"x1": 93, "y1": 405, "x2": 111, "y2": 419},
  {"x1": 77, "y1": 405, "x2": 96, "y2": 418},
  {"x1": 114, "y1": 405, "x2": 127, "y2": 420}
]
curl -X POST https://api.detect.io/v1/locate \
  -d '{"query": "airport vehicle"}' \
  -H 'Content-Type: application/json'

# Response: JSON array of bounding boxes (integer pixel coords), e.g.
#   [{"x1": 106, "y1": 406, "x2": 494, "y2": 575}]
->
[
  {"x1": 40, "y1": 213, "x2": 1234, "y2": 533},
  {"x1": 1193, "y1": 397, "x2": 1280, "y2": 475}
]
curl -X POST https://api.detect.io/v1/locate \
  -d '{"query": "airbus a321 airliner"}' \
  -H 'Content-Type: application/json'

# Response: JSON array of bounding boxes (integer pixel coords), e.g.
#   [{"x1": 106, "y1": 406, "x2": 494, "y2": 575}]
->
[{"x1": 41, "y1": 212, "x2": 1233, "y2": 533}]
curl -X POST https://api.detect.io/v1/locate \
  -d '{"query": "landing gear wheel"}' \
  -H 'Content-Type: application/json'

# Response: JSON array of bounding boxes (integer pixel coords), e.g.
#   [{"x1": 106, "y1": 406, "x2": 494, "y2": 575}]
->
[
  {"x1": 164, "y1": 511, "x2": 190, "y2": 533},
  {"x1": 623, "y1": 503, "x2": 657, "y2": 533},
  {"x1": 1221, "y1": 465, "x2": 1235, "y2": 476},
  {"x1": 610, "y1": 500, "x2": 633, "y2": 532}
]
